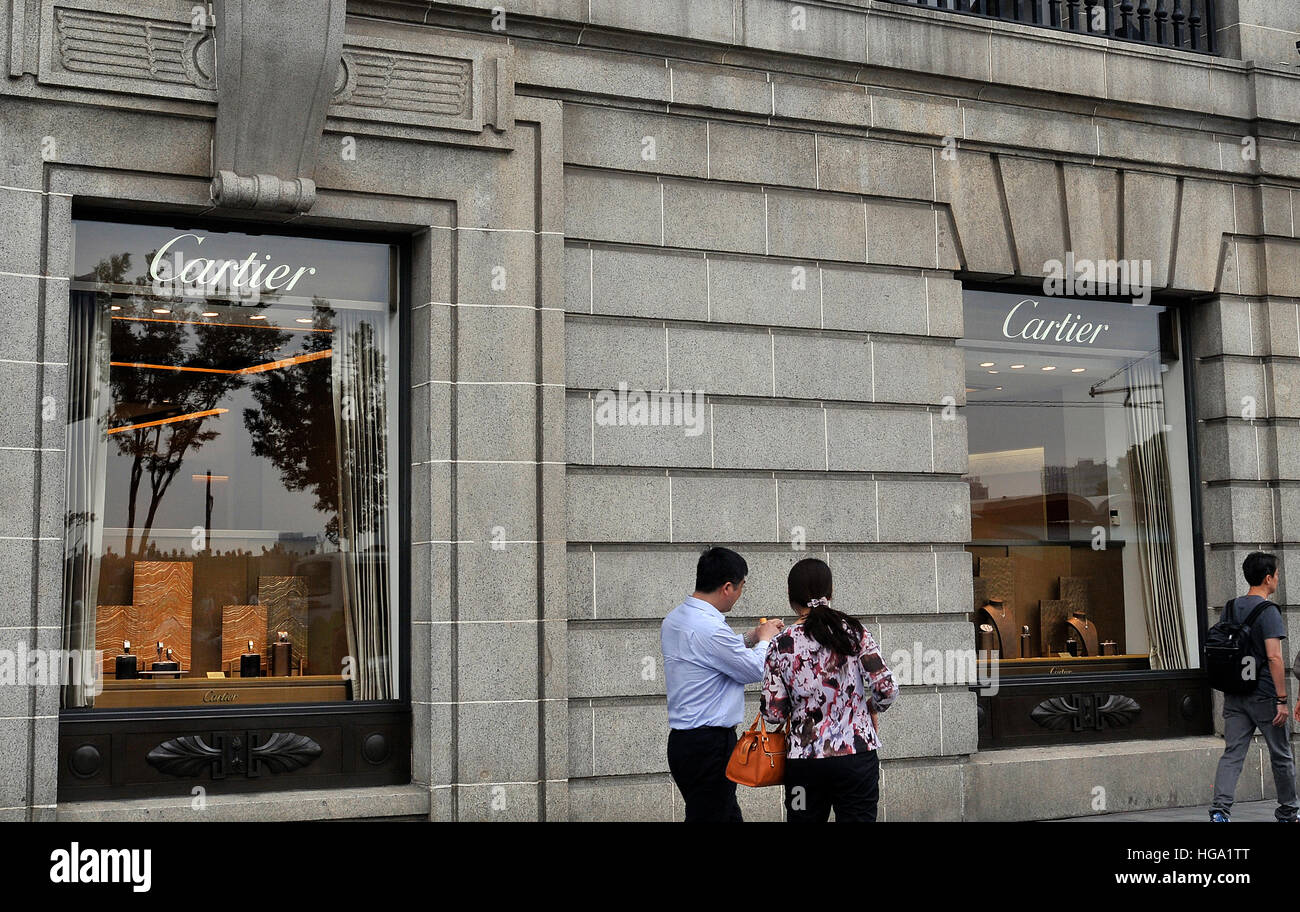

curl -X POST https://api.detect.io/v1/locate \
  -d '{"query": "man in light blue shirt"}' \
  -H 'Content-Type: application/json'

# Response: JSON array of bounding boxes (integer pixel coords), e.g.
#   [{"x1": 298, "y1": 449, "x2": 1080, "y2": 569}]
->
[{"x1": 662, "y1": 547, "x2": 783, "y2": 822}]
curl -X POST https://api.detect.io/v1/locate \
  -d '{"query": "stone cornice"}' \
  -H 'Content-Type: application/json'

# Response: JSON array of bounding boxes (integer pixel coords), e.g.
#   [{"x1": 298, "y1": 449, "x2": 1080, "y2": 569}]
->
[{"x1": 382, "y1": 0, "x2": 1300, "y2": 128}]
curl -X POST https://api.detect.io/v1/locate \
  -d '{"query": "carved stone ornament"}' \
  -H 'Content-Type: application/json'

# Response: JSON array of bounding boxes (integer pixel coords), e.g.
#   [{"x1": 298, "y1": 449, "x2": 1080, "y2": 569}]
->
[
  {"x1": 145, "y1": 734, "x2": 223, "y2": 777},
  {"x1": 1029, "y1": 693, "x2": 1141, "y2": 732},
  {"x1": 210, "y1": 170, "x2": 316, "y2": 212},
  {"x1": 209, "y1": 0, "x2": 347, "y2": 213},
  {"x1": 146, "y1": 731, "x2": 323, "y2": 778},
  {"x1": 53, "y1": 7, "x2": 216, "y2": 89},
  {"x1": 250, "y1": 732, "x2": 323, "y2": 773},
  {"x1": 336, "y1": 48, "x2": 471, "y2": 117},
  {"x1": 42, "y1": 3, "x2": 509, "y2": 165}
]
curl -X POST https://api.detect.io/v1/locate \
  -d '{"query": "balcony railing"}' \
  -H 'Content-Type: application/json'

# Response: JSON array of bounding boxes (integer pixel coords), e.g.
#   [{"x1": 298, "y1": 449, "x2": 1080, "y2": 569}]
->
[{"x1": 884, "y1": 1, "x2": 1218, "y2": 55}]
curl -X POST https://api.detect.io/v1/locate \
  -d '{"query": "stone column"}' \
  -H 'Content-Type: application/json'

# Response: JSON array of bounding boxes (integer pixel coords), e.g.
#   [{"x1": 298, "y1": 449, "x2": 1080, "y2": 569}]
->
[
  {"x1": 407, "y1": 98, "x2": 568, "y2": 822},
  {"x1": 1192, "y1": 190, "x2": 1300, "y2": 752},
  {"x1": 0, "y1": 100, "x2": 68, "y2": 823}
]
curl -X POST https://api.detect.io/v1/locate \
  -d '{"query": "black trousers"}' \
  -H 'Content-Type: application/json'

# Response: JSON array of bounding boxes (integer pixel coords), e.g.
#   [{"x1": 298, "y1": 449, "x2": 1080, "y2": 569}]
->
[
  {"x1": 667, "y1": 726, "x2": 743, "y2": 822},
  {"x1": 783, "y1": 750, "x2": 880, "y2": 822}
]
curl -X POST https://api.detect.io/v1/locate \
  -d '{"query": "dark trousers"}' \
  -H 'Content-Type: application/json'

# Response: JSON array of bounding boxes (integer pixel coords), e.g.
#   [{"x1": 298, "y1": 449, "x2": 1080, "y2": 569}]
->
[
  {"x1": 1212, "y1": 692, "x2": 1298, "y2": 820},
  {"x1": 667, "y1": 726, "x2": 743, "y2": 822},
  {"x1": 783, "y1": 750, "x2": 880, "y2": 822}
]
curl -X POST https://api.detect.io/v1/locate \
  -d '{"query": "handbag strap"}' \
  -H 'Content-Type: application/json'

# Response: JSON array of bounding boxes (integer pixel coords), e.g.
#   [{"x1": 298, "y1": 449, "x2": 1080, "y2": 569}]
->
[{"x1": 748, "y1": 712, "x2": 787, "y2": 734}]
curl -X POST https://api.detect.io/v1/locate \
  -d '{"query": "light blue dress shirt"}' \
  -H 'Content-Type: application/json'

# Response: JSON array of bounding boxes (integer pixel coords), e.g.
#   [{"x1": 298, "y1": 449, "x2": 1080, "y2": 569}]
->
[{"x1": 662, "y1": 595, "x2": 769, "y2": 729}]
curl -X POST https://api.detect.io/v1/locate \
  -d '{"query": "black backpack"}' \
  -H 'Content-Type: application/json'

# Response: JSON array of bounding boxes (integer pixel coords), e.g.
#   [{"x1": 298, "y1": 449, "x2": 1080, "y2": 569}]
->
[{"x1": 1206, "y1": 598, "x2": 1273, "y2": 694}]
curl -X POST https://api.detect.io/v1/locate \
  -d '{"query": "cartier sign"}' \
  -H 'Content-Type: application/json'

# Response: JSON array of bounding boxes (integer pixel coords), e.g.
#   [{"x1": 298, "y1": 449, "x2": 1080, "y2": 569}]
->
[
  {"x1": 1001, "y1": 299, "x2": 1111, "y2": 346},
  {"x1": 148, "y1": 233, "x2": 318, "y2": 301},
  {"x1": 202, "y1": 690, "x2": 239, "y2": 703},
  {"x1": 962, "y1": 289, "x2": 1162, "y2": 351}
]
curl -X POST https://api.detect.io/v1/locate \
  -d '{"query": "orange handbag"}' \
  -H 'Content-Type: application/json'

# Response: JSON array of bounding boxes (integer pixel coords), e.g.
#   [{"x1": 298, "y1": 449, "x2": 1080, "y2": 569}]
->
[{"x1": 725, "y1": 714, "x2": 787, "y2": 787}]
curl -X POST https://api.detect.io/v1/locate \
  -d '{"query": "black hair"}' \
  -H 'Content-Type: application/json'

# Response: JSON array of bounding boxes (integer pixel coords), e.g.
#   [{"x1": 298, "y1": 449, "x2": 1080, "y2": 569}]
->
[
  {"x1": 695, "y1": 547, "x2": 748, "y2": 593},
  {"x1": 788, "y1": 557, "x2": 863, "y2": 657},
  {"x1": 1243, "y1": 551, "x2": 1279, "y2": 587}
]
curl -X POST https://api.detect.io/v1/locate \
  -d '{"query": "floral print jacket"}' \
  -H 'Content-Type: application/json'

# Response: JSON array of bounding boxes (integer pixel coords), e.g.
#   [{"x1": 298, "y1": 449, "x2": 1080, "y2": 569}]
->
[{"x1": 759, "y1": 622, "x2": 898, "y2": 759}]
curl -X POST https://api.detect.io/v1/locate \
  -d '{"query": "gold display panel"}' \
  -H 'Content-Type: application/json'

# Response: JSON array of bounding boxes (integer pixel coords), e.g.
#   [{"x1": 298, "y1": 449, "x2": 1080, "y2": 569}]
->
[
  {"x1": 221, "y1": 603, "x2": 267, "y2": 674},
  {"x1": 97, "y1": 675, "x2": 349, "y2": 708}
]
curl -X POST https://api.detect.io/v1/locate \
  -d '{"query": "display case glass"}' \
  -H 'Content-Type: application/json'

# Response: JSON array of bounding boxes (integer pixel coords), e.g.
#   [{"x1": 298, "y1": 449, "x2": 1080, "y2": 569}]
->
[
  {"x1": 62, "y1": 219, "x2": 401, "y2": 710},
  {"x1": 959, "y1": 289, "x2": 1198, "y2": 677}
]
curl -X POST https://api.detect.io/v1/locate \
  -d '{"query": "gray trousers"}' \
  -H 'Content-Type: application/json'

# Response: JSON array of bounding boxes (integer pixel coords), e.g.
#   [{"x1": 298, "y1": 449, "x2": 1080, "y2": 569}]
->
[{"x1": 1212, "y1": 691, "x2": 1299, "y2": 819}]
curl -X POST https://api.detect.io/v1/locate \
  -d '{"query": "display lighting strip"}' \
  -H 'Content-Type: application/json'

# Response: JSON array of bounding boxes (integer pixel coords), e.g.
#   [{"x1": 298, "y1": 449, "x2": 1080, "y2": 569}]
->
[
  {"x1": 110, "y1": 348, "x2": 333, "y2": 376},
  {"x1": 107, "y1": 408, "x2": 230, "y2": 435},
  {"x1": 110, "y1": 314, "x2": 332, "y2": 333}
]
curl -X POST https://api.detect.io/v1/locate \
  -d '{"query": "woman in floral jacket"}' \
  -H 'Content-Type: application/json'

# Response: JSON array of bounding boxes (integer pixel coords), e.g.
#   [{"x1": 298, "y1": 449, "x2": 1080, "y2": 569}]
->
[{"x1": 760, "y1": 557, "x2": 898, "y2": 822}]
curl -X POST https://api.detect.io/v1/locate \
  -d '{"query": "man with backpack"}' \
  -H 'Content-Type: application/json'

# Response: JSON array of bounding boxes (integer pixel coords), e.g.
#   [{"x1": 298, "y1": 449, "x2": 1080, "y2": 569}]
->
[{"x1": 1208, "y1": 551, "x2": 1297, "y2": 822}]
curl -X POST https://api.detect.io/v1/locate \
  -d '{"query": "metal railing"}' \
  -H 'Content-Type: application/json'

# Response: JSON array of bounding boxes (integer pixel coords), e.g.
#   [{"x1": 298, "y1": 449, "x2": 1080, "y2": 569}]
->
[{"x1": 883, "y1": 0, "x2": 1218, "y2": 55}]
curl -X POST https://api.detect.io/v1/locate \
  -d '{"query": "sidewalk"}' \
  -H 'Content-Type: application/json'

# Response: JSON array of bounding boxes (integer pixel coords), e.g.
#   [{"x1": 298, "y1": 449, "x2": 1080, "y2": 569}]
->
[{"x1": 1057, "y1": 799, "x2": 1287, "y2": 822}]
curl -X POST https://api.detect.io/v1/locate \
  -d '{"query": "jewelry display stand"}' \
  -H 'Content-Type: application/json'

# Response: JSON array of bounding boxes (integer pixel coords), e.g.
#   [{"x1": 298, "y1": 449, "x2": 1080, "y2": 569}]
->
[
  {"x1": 976, "y1": 598, "x2": 1020, "y2": 659},
  {"x1": 1065, "y1": 612, "x2": 1101, "y2": 657},
  {"x1": 221, "y1": 603, "x2": 267, "y2": 675}
]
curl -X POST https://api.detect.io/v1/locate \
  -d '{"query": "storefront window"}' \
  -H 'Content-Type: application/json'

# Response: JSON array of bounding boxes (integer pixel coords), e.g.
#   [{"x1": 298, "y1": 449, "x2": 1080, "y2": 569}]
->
[
  {"x1": 960, "y1": 289, "x2": 1198, "y2": 676},
  {"x1": 62, "y1": 219, "x2": 400, "y2": 709}
]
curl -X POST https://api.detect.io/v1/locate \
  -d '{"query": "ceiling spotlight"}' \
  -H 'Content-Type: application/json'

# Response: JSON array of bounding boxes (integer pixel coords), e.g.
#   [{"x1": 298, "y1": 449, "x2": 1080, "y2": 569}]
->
[
  {"x1": 152, "y1": 307, "x2": 170, "y2": 314},
  {"x1": 1071, "y1": 367, "x2": 1086, "y2": 373},
  {"x1": 987, "y1": 370, "x2": 999, "y2": 374},
  {"x1": 1041, "y1": 366, "x2": 1056, "y2": 371},
  {"x1": 979, "y1": 362, "x2": 995, "y2": 368},
  {"x1": 295, "y1": 318, "x2": 312, "y2": 324},
  {"x1": 202, "y1": 311, "x2": 219, "y2": 317},
  {"x1": 109, "y1": 305, "x2": 121, "y2": 311},
  {"x1": 995, "y1": 387, "x2": 1003, "y2": 391},
  {"x1": 249, "y1": 314, "x2": 266, "y2": 320},
  {"x1": 1010, "y1": 364, "x2": 1025, "y2": 369}
]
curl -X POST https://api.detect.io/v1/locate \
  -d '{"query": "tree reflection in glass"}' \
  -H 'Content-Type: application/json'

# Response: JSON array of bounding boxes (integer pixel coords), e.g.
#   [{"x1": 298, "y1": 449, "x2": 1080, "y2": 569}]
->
[
  {"x1": 243, "y1": 296, "x2": 340, "y2": 543},
  {"x1": 94, "y1": 252, "x2": 288, "y2": 557}
]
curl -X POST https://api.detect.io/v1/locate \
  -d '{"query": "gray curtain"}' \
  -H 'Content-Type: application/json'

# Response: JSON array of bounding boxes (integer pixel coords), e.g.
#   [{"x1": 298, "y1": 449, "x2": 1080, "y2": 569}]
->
[
  {"x1": 61, "y1": 292, "x2": 109, "y2": 708},
  {"x1": 332, "y1": 311, "x2": 394, "y2": 700},
  {"x1": 1126, "y1": 355, "x2": 1189, "y2": 670}
]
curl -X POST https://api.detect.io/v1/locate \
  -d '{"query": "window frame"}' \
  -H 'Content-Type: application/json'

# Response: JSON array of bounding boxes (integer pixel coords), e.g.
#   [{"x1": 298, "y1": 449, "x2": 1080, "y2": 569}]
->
[
  {"x1": 958, "y1": 279, "x2": 1212, "y2": 748},
  {"x1": 57, "y1": 209, "x2": 413, "y2": 798}
]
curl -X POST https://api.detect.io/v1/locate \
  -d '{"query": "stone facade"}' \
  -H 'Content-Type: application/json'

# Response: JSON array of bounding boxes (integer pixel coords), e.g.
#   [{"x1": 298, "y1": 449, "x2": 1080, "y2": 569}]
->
[{"x1": 2, "y1": 0, "x2": 1298, "y2": 821}]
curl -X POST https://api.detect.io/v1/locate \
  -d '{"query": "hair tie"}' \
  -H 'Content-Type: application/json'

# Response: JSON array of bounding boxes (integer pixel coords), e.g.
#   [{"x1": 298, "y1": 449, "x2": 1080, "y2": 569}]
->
[{"x1": 806, "y1": 597, "x2": 830, "y2": 609}]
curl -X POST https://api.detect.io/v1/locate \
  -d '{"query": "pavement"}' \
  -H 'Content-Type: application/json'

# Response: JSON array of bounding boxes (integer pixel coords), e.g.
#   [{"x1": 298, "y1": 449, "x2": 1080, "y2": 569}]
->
[{"x1": 1057, "y1": 799, "x2": 1292, "y2": 822}]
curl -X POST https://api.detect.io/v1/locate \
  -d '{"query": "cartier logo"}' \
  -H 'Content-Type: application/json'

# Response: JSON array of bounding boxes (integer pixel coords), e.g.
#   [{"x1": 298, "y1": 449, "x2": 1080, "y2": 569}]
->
[
  {"x1": 148, "y1": 233, "x2": 318, "y2": 301},
  {"x1": 1001, "y1": 299, "x2": 1110, "y2": 346},
  {"x1": 202, "y1": 690, "x2": 238, "y2": 703}
]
